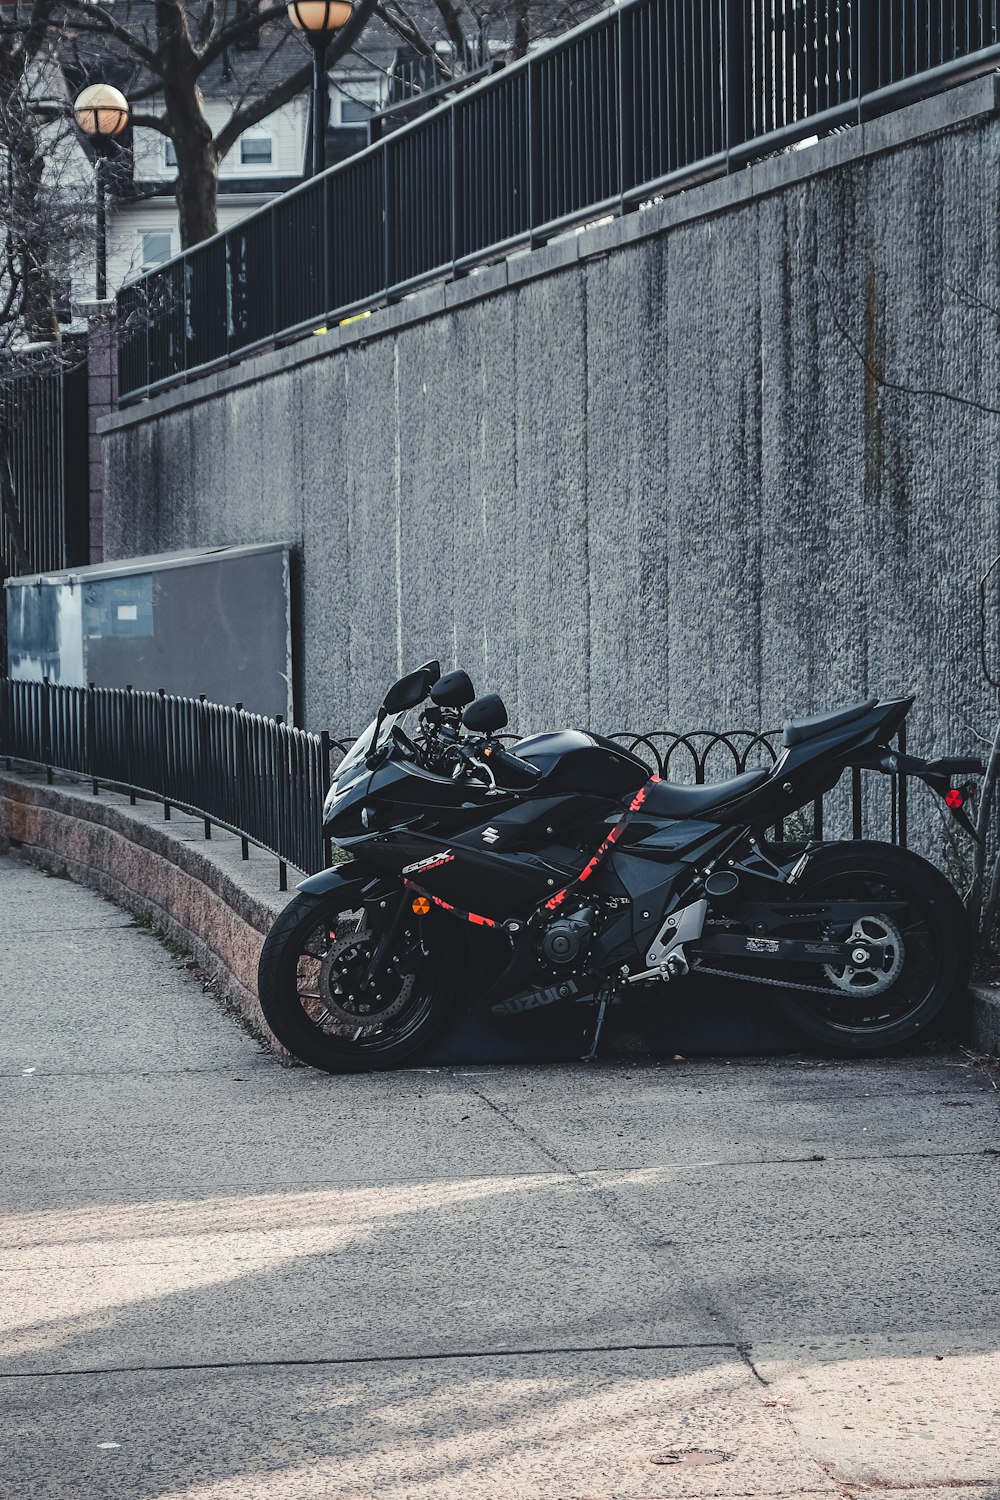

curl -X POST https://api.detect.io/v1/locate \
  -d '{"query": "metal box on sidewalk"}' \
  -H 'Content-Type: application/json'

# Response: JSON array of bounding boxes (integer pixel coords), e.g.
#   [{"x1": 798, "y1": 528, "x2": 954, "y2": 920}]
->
[{"x1": 4, "y1": 542, "x2": 294, "y2": 720}]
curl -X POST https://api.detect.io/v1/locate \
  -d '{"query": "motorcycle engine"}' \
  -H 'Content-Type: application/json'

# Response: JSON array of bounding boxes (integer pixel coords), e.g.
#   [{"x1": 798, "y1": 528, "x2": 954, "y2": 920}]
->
[{"x1": 536, "y1": 907, "x2": 594, "y2": 969}]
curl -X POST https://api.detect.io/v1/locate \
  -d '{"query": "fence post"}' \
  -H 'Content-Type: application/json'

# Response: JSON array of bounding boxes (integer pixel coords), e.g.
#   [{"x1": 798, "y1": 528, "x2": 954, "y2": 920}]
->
[
  {"x1": 616, "y1": 2, "x2": 632, "y2": 206},
  {"x1": 124, "y1": 684, "x2": 137, "y2": 803},
  {"x1": 381, "y1": 141, "x2": 391, "y2": 298},
  {"x1": 855, "y1": 0, "x2": 880, "y2": 118},
  {"x1": 198, "y1": 693, "x2": 211, "y2": 838},
  {"x1": 42, "y1": 677, "x2": 53, "y2": 785},
  {"x1": 724, "y1": 0, "x2": 751, "y2": 162},
  {"x1": 321, "y1": 729, "x2": 333, "y2": 869},
  {"x1": 158, "y1": 688, "x2": 171, "y2": 819},
  {"x1": 235, "y1": 702, "x2": 249, "y2": 859},
  {"x1": 528, "y1": 56, "x2": 542, "y2": 246},
  {"x1": 86, "y1": 682, "x2": 99, "y2": 795}
]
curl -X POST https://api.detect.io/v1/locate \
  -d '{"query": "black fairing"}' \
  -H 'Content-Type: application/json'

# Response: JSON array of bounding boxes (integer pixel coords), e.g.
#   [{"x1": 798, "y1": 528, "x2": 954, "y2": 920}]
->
[
  {"x1": 324, "y1": 753, "x2": 623, "y2": 921},
  {"x1": 513, "y1": 731, "x2": 649, "y2": 797}
]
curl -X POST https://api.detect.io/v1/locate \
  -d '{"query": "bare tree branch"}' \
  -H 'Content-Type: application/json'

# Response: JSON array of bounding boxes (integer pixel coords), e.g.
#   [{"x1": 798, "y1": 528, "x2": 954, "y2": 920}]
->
[{"x1": 820, "y1": 269, "x2": 1000, "y2": 422}]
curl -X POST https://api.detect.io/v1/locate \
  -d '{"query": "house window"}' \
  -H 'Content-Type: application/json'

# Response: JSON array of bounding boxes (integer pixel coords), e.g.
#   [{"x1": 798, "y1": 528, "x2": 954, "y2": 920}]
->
[
  {"x1": 163, "y1": 138, "x2": 177, "y2": 169},
  {"x1": 240, "y1": 133, "x2": 273, "y2": 167},
  {"x1": 340, "y1": 95, "x2": 374, "y2": 123},
  {"x1": 336, "y1": 81, "x2": 381, "y2": 124},
  {"x1": 139, "y1": 231, "x2": 173, "y2": 272}
]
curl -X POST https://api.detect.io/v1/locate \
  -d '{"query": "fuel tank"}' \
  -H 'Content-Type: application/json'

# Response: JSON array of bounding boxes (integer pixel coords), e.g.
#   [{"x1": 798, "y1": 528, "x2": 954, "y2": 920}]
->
[{"x1": 513, "y1": 731, "x2": 649, "y2": 798}]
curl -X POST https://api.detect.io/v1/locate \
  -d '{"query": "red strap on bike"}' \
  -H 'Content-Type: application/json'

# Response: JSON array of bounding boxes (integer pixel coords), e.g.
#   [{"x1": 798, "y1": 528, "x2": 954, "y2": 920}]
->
[
  {"x1": 544, "y1": 776, "x2": 660, "y2": 909},
  {"x1": 406, "y1": 775, "x2": 660, "y2": 926}
]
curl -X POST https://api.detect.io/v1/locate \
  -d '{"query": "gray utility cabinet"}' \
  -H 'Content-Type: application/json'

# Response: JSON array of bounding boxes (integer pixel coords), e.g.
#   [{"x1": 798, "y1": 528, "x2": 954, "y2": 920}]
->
[{"x1": 4, "y1": 542, "x2": 294, "y2": 720}]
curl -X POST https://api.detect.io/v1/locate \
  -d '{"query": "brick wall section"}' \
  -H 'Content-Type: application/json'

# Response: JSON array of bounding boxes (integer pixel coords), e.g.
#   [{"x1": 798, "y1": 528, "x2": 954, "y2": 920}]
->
[{"x1": 80, "y1": 300, "x2": 117, "y2": 564}]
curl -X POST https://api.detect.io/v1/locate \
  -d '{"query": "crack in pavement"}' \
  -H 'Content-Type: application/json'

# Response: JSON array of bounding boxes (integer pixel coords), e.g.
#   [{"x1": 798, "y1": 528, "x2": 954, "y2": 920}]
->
[{"x1": 0, "y1": 1337, "x2": 742, "y2": 1380}]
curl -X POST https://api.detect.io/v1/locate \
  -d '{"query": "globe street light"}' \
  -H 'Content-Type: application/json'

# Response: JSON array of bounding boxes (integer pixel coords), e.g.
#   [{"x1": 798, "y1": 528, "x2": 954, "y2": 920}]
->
[
  {"x1": 287, "y1": 1, "x2": 353, "y2": 177},
  {"x1": 74, "y1": 84, "x2": 130, "y2": 300}
]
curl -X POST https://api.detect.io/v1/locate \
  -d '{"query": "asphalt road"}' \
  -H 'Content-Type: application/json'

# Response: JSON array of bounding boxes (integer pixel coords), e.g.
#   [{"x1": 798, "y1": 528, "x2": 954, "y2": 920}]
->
[{"x1": 1, "y1": 851, "x2": 998, "y2": 1499}]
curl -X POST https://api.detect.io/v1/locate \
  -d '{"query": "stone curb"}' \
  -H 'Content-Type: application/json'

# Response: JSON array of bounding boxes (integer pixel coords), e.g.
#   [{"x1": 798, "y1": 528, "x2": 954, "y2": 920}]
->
[
  {"x1": 969, "y1": 983, "x2": 1000, "y2": 1056},
  {"x1": 0, "y1": 769, "x2": 292, "y2": 1061}
]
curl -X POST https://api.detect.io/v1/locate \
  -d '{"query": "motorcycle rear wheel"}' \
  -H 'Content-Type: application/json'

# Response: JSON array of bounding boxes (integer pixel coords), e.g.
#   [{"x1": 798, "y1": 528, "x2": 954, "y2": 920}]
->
[
  {"x1": 258, "y1": 889, "x2": 459, "y2": 1073},
  {"x1": 772, "y1": 842, "x2": 970, "y2": 1055}
]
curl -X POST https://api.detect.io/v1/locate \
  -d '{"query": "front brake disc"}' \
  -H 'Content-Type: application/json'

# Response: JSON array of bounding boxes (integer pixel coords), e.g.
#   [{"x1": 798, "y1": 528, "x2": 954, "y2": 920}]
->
[{"x1": 318, "y1": 922, "x2": 416, "y2": 1027}]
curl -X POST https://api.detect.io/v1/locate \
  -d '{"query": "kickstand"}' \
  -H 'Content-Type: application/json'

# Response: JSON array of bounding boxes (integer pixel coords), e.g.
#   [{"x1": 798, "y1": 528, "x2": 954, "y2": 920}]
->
[{"x1": 581, "y1": 992, "x2": 610, "y2": 1063}]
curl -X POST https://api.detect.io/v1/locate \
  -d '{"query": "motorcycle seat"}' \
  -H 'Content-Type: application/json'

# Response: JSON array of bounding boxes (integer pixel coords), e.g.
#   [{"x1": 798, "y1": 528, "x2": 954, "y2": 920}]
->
[
  {"x1": 782, "y1": 698, "x2": 877, "y2": 748},
  {"x1": 642, "y1": 768, "x2": 770, "y2": 819}
]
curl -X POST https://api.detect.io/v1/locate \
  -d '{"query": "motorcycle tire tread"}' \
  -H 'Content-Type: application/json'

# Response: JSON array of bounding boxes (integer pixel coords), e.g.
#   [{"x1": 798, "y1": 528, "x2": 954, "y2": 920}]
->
[{"x1": 773, "y1": 840, "x2": 971, "y2": 1057}]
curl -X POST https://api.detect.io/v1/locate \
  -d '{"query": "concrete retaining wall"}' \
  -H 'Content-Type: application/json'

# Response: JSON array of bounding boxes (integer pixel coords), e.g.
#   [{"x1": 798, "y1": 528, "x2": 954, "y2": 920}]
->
[{"x1": 101, "y1": 78, "x2": 1000, "y2": 765}]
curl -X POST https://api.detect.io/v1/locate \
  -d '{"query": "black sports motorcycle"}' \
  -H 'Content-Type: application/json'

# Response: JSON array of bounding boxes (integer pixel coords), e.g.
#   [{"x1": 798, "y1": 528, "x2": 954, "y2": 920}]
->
[{"x1": 258, "y1": 661, "x2": 982, "y2": 1072}]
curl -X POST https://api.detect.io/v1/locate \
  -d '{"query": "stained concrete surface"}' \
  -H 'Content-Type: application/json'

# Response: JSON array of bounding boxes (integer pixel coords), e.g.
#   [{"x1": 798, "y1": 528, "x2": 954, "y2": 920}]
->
[
  {"x1": 2, "y1": 852, "x2": 999, "y2": 1498},
  {"x1": 101, "y1": 78, "x2": 1000, "y2": 867}
]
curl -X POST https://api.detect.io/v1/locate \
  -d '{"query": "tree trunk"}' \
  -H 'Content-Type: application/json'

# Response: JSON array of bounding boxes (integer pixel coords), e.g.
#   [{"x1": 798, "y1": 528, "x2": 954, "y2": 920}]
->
[
  {"x1": 165, "y1": 83, "x2": 220, "y2": 248},
  {"x1": 156, "y1": 0, "x2": 221, "y2": 251},
  {"x1": 174, "y1": 134, "x2": 220, "y2": 249}
]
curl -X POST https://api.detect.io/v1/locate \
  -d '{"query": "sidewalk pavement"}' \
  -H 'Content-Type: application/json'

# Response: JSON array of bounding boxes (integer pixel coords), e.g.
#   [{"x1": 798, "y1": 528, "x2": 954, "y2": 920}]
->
[{"x1": 1, "y1": 851, "x2": 998, "y2": 1500}]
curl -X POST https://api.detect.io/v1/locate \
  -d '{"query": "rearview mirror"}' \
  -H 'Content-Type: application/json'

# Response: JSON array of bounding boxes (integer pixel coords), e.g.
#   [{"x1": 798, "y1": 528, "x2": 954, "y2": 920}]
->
[
  {"x1": 430, "y1": 669, "x2": 475, "y2": 709},
  {"x1": 462, "y1": 693, "x2": 508, "y2": 735},
  {"x1": 383, "y1": 660, "x2": 441, "y2": 715}
]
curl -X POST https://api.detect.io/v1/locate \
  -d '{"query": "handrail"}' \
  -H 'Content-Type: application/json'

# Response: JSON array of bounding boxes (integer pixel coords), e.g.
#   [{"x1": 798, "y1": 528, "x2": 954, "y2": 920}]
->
[{"x1": 116, "y1": 1, "x2": 1000, "y2": 402}]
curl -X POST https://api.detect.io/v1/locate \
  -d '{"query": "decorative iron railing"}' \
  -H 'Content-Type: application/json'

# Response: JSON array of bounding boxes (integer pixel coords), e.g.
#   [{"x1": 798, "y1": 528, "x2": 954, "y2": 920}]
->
[
  {"x1": 0, "y1": 680, "x2": 909, "y2": 885},
  {"x1": 117, "y1": 0, "x2": 1000, "y2": 403},
  {"x1": 0, "y1": 348, "x2": 89, "y2": 578}
]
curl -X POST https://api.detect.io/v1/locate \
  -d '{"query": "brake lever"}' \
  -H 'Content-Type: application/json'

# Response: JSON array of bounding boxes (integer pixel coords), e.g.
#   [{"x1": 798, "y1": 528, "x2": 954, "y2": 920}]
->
[{"x1": 451, "y1": 743, "x2": 499, "y2": 792}]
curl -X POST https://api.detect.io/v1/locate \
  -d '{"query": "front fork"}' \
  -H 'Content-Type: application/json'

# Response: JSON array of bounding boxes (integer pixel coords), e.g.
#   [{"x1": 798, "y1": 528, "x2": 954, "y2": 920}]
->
[{"x1": 362, "y1": 889, "x2": 414, "y2": 992}]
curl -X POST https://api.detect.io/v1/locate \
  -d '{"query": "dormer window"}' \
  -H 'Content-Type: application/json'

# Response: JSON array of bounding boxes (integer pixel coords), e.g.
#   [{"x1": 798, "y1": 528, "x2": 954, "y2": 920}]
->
[{"x1": 239, "y1": 133, "x2": 273, "y2": 167}]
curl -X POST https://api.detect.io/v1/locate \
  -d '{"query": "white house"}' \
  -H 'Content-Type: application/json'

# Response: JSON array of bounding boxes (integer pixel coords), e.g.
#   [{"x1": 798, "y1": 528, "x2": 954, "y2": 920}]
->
[{"x1": 106, "y1": 66, "x2": 387, "y2": 291}]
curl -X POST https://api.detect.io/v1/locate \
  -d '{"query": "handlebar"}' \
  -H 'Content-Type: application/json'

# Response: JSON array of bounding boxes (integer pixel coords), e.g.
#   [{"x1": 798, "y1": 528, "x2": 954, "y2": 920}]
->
[
  {"x1": 415, "y1": 716, "x2": 543, "y2": 788},
  {"x1": 483, "y1": 743, "x2": 543, "y2": 785}
]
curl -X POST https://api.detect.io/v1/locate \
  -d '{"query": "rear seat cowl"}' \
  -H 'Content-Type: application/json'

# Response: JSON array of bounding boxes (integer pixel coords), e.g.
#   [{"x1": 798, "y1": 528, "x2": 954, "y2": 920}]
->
[{"x1": 782, "y1": 699, "x2": 878, "y2": 749}]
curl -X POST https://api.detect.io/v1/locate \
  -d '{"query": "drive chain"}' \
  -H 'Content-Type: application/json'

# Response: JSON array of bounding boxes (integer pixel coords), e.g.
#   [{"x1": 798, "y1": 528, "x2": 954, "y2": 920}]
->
[{"x1": 692, "y1": 962, "x2": 844, "y2": 997}]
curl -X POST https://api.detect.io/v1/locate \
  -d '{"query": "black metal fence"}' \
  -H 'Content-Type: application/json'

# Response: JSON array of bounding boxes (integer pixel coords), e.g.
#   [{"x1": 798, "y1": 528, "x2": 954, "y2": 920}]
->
[
  {"x1": 0, "y1": 680, "x2": 352, "y2": 886},
  {"x1": 1, "y1": 680, "x2": 909, "y2": 885},
  {"x1": 118, "y1": 0, "x2": 1000, "y2": 402},
  {"x1": 0, "y1": 350, "x2": 89, "y2": 579}
]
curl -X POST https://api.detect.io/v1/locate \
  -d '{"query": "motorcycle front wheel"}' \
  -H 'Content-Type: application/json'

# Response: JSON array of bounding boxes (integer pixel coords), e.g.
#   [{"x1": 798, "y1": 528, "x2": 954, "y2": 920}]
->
[
  {"x1": 772, "y1": 841, "x2": 971, "y2": 1055},
  {"x1": 257, "y1": 889, "x2": 460, "y2": 1073}
]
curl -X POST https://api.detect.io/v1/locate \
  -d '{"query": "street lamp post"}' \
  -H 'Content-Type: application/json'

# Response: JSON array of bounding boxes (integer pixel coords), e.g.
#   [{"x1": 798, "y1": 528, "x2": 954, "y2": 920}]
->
[
  {"x1": 287, "y1": 1, "x2": 353, "y2": 177},
  {"x1": 73, "y1": 84, "x2": 130, "y2": 300}
]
